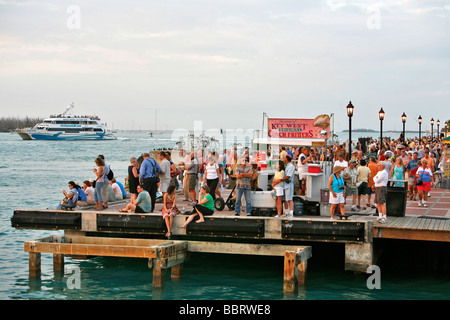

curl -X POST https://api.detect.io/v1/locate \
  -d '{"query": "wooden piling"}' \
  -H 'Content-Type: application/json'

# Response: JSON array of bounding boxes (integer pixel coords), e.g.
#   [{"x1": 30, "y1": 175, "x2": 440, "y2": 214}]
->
[
  {"x1": 53, "y1": 254, "x2": 64, "y2": 273},
  {"x1": 298, "y1": 260, "x2": 307, "y2": 285},
  {"x1": 283, "y1": 247, "x2": 311, "y2": 292},
  {"x1": 151, "y1": 241, "x2": 188, "y2": 288},
  {"x1": 171, "y1": 264, "x2": 183, "y2": 279},
  {"x1": 284, "y1": 251, "x2": 297, "y2": 292},
  {"x1": 29, "y1": 252, "x2": 41, "y2": 279},
  {"x1": 152, "y1": 257, "x2": 165, "y2": 288}
]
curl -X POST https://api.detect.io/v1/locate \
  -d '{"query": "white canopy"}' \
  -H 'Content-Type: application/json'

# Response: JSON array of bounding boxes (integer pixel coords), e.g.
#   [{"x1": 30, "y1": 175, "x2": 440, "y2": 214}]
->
[{"x1": 253, "y1": 138, "x2": 326, "y2": 147}]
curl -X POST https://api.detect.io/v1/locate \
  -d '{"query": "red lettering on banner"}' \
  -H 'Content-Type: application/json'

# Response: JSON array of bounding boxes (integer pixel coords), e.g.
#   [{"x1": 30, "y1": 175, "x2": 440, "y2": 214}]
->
[{"x1": 267, "y1": 118, "x2": 329, "y2": 139}]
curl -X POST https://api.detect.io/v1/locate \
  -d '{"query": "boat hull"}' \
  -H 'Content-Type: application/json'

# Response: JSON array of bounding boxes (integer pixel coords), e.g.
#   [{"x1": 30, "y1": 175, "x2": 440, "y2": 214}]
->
[{"x1": 16, "y1": 130, "x2": 117, "y2": 141}]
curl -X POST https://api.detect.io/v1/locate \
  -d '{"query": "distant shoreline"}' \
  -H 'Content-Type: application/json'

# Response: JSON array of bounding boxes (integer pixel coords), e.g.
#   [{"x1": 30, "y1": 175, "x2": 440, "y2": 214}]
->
[
  {"x1": 342, "y1": 129, "x2": 419, "y2": 133},
  {"x1": 0, "y1": 116, "x2": 43, "y2": 132}
]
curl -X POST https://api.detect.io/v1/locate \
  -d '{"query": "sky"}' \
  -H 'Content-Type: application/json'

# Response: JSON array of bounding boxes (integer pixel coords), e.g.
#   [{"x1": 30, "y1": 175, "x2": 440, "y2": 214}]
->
[{"x1": 0, "y1": 0, "x2": 449, "y2": 133}]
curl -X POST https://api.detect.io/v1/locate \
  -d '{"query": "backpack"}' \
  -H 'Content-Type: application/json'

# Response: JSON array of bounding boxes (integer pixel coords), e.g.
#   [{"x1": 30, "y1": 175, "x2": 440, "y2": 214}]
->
[
  {"x1": 107, "y1": 166, "x2": 114, "y2": 180},
  {"x1": 151, "y1": 159, "x2": 160, "y2": 183}
]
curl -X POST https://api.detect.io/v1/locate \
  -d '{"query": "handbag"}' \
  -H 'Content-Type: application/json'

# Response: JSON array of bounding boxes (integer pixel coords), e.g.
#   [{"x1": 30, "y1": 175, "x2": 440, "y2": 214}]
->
[
  {"x1": 151, "y1": 159, "x2": 160, "y2": 183},
  {"x1": 415, "y1": 173, "x2": 423, "y2": 186}
]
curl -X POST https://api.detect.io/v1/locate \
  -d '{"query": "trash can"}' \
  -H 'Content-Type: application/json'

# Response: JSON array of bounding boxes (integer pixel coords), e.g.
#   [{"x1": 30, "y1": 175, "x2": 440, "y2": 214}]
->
[
  {"x1": 320, "y1": 188, "x2": 330, "y2": 216},
  {"x1": 439, "y1": 177, "x2": 450, "y2": 189},
  {"x1": 320, "y1": 188, "x2": 330, "y2": 203},
  {"x1": 293, "y1": 196, "x2": 305, "y2": 216},
  {"x1": 386, "y1": 180, "x2": 408, "y2": 217}
]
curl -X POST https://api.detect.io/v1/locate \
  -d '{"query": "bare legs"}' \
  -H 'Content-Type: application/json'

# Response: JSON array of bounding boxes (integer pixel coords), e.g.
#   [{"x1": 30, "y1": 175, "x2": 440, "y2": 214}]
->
[{"x1": 180, "y1": 207, "x2": 204, "y2": 228}]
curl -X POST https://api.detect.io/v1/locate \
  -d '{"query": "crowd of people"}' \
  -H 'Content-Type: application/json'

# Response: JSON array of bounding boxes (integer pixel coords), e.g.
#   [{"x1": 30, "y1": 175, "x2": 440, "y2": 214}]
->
[
  {"x1": 58, "y1": 155, "x2": 127, "y2": 210},
  {"x1": 58, "y1": 134, "x2": 447, "y2": 229},
  {"x1": 326, "y1": 135, "x2": 447, "y2": 223}
]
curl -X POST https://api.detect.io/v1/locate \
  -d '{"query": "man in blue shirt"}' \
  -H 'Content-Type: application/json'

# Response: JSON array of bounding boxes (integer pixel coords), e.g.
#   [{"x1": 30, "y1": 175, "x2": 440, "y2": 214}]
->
[
  {"x1": 139, "y1": 153, "x2": 161, "y2": 212},
  {"x1": 406, "y1": 152, "x2": 420, "y2": 201},
  {"x1": 282, "y1": 155, "x2": 296, "y2": 218}
]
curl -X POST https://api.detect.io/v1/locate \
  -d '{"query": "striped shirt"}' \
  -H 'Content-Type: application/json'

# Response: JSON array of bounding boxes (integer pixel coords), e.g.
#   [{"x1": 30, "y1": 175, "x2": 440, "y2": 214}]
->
[
  {"x1": 235, "y1": 164, "x2": 252, "y2": 189},
  {"x1": 417, "y1": 167, "x2": 432, "y2": 183}
]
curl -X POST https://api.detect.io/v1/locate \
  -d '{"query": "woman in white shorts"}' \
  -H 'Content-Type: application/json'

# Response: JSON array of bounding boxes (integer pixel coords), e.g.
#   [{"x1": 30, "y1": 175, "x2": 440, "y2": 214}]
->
[
  {"x1": 328, "y1": 166, "x2": 346, "y2": 220},
  {"x1": 272, "y1": 160, "x2": 285, "y2": 218}
]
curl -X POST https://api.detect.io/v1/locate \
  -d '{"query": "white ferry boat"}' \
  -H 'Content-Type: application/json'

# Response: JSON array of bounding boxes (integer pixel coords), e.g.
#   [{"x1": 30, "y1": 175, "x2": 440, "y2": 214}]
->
[{"x1": 16, "y1": 103, "x2": 116, "y2": 141}]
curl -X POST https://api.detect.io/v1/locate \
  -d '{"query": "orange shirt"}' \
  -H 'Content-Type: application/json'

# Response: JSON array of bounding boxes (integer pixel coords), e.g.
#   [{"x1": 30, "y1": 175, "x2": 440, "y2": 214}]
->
[{"x1": 368, "y1": 162, "x2": 379, "y2": 188}]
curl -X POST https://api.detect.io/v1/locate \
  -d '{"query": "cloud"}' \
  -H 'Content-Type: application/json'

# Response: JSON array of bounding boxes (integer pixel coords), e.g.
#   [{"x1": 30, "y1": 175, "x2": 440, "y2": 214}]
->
[{"x1": 0, "y1": 0, "x2": 449, "y2": 130}]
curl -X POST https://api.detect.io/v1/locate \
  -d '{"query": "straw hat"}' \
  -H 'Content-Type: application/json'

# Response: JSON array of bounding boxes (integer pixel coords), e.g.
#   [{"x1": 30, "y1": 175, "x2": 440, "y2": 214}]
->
[{"x1": 333, "y1": 166, "x2": 342, "y2": 174}]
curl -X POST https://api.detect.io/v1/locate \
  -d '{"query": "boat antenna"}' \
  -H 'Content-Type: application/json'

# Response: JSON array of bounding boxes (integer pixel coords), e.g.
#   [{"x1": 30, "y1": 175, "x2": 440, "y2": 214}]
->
[{"x1": 62, "y1": 102, "x2": 75, "y2": 117}]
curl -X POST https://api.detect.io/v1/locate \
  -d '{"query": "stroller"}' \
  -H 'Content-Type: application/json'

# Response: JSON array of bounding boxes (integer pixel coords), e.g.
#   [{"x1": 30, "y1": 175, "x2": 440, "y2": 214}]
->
[{"x1": 214, "y1": 185, "x2": 236, "y2": 211}]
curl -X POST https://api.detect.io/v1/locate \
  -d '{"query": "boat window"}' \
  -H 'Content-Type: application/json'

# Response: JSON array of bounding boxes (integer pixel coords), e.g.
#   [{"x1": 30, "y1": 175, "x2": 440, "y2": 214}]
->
[{"x1": 47, "y1": 128, "x2": 81, "y2": 133}]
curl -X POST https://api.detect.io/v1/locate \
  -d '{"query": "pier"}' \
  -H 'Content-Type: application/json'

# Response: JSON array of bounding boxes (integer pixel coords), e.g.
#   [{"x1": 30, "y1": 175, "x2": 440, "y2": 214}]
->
[{"x1": 11, "y1": 187, "x2": 450, "y2": 292}]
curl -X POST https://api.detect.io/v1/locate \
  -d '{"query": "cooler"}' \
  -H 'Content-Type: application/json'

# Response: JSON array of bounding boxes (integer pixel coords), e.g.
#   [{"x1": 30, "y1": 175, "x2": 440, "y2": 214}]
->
[{"x1": 308, "y1": 164, "x2": 321, "y2": 173}]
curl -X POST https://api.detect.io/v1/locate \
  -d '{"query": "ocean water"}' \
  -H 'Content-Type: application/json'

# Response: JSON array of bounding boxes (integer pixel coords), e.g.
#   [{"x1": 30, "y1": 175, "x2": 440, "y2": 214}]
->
[{"x1": 0, "y1": 131, "x2": 448, "y2": 301}]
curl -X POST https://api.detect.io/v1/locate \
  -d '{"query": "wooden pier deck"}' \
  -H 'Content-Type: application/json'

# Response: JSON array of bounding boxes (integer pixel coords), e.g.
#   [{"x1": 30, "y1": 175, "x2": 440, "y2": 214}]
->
[
  {"x1": 11, "y1": 187, "x2": 450, "y2": 292},
  {"x1": 373, "y1": 216, "x2": 450, "y2": 242}
]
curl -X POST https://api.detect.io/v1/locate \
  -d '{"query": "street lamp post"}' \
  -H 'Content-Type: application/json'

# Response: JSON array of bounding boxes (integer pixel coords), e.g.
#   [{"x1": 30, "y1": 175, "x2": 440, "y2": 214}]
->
[
  {"x1": 418, "y1": 115, "x2": 422, "y2": 141},
  {"x1": 379, "y1": 108, "x2": 385, "y2": 149},
  {"x1": 437, "y1": 119, "x2": 440, "y2": 140},
  {"x1": 346, "y1": 101, "x2": 354, "y2": 160},
  {"x1": 401, "y1": 112, "x2": 407, "y2": 142},
  {"x1": 431, "y1": 118, "x2": 434, "y2": 140}
]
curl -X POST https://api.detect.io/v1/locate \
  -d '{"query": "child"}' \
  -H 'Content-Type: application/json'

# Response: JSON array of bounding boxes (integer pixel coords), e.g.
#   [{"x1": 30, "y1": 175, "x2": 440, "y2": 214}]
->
[
  {"x1": 272, "y1": 160, "x2": 285, "y2": 218},
  {"x1": 162, "y1": 185, "x2": 178, "y2": 238}
]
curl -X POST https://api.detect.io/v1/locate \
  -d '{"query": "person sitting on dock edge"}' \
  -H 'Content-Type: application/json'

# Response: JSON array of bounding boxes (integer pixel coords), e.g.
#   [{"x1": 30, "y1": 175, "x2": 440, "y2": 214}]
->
[
  {"x1": 110, "y1": 178, "x2": 124, "y2": 200},
  {"x1": 58, "y1": 181, "x2": 80, "y2": 210},
  {"x1": 119, "y1": 184, "x2": 151, "y2": 213},
  {"x1": 180, "y1": 185, "x2": 214, "y2": 228},
  {"x1": 162, "y1": 185, "x2": 178, "y2": 238},
  {"x1": 82, "y1": 180, "x2": 96, "y2": 206}
]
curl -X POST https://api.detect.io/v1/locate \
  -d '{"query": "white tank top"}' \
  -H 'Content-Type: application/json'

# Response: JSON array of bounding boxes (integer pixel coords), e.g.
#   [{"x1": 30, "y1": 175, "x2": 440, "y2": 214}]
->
[{"x1": 205, "y1": 163, "x2": 219, "y2": 180}]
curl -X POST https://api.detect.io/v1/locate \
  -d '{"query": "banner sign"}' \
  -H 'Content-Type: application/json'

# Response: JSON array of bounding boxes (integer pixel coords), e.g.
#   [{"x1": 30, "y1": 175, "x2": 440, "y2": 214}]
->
[{"x1": 268, "y1": 115, "x2": 330, "y2": 139}]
